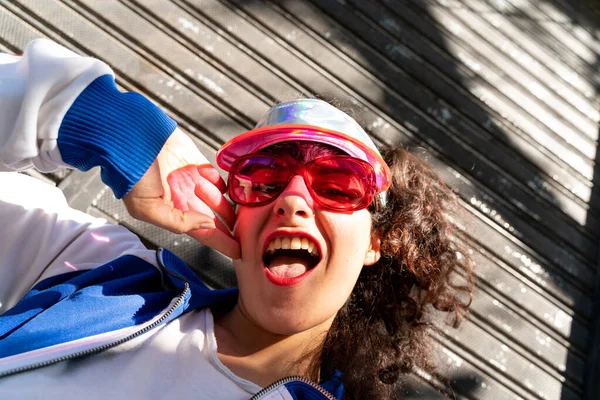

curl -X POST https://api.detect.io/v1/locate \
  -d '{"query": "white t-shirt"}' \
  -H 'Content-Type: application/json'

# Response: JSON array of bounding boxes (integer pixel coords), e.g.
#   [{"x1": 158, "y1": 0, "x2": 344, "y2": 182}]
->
[{"x1": 0, "y1": 308, "x2": 262, "y2": 399}]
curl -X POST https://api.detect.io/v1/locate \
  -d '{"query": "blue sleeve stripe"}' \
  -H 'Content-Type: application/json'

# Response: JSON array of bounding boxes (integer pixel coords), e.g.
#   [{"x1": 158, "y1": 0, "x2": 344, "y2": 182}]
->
[{"x1": 58, "y1": 74, "x2": 177, "y2": 198}]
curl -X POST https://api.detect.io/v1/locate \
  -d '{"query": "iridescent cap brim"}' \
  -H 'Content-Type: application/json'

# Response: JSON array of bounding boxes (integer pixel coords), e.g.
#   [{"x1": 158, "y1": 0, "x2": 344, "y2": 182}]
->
[{"x1": 216, "y1": 99, "x2": 391, "y2": 195}]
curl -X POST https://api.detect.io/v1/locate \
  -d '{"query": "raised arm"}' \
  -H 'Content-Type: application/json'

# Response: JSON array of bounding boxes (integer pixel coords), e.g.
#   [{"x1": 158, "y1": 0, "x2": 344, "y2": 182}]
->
[
  {"x1": 0, "y1": 39, "x2": 239, "y2": 259},
  {"x1": 0, "y1": 39, "x2": 173, "y2": 198}
]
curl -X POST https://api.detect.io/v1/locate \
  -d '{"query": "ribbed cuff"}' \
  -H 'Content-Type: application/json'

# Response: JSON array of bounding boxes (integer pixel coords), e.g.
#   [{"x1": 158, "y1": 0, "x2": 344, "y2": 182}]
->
[{"x1": 58, "y1": 74, "x2": 176, "y2": 198}]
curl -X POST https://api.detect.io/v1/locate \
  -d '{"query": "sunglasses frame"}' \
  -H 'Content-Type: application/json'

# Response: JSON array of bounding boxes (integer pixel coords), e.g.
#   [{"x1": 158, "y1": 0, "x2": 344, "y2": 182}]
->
[{"x1": 227, "y1": 154, "x2": 378, "y2": 212}]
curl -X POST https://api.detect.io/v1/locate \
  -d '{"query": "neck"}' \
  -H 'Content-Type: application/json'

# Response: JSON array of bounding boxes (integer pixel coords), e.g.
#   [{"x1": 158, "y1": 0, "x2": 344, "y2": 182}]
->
[{"x1": 213, "y1": 303, "x2": 333, "y2": 387}]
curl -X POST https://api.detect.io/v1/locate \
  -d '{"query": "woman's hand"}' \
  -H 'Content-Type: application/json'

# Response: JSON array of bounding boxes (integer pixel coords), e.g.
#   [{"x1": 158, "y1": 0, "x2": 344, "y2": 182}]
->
[{"x1": 123, "y1": 129, "x2": 240, "y2": 259}]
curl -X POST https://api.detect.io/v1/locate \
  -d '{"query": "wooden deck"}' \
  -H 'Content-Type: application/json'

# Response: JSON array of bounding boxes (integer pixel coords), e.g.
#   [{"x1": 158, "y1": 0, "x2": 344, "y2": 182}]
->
[{"x1": 1, "y1": 0, "x2": 599, "y2": 398}]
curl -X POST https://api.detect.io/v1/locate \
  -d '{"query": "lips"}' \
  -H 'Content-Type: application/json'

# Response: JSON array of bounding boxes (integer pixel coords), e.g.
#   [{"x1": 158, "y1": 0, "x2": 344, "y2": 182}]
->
[{"x1": 262, "y1": 232, "x2": 322, "y2": 286}]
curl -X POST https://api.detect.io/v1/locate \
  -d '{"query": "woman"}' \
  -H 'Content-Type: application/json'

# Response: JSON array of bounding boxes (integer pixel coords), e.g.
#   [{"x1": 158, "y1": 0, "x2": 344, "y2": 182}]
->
[{"x1": 0, "y1": 39, "x2": 472, "y2": 399}]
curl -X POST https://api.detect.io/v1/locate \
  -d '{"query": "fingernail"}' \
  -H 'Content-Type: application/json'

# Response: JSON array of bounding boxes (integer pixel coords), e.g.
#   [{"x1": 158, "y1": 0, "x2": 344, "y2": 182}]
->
[{"x1": 199, "y1": 221, "x2": 216, "y2": 229}]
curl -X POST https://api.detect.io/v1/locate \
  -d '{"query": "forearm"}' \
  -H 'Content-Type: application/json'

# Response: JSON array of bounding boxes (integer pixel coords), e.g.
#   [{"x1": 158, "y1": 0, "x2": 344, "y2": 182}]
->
[
  {"x1": 0, "y1": 39, "x2": 176, "y2": 198},
  {"x1": 0, "y1": 39, "x2": 175, "y2": 309}
]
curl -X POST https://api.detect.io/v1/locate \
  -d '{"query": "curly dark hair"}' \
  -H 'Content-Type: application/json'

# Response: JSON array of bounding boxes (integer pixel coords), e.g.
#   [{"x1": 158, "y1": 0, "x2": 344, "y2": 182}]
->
[{"x1": 263, "y1": 142, "x2": 474, "y2": 399}]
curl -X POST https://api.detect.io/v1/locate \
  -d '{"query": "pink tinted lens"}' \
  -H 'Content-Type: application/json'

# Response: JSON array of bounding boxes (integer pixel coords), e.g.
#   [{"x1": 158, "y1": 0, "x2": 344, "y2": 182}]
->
[
  {"x1": 228, "y1": 155, "x2": 374, "y2": 210},
  {"x1": 307, "y1": 158, "x2": 372, "y2": 211},
  {"x1": 228, "y1": 156, "x2": 291, "y2": 205}
]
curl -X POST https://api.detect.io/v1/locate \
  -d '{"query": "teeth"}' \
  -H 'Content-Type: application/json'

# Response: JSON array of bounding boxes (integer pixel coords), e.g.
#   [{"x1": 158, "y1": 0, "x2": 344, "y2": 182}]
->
[
  {"x1": 266, "y1": 236, "x2": 319, "y2": 257},
  {"x1": 301, "y1": 238, "x2": 309, "y2": 250},
  {"x1": 291, "y1": 237, "x2": 302, "y2": 250}
]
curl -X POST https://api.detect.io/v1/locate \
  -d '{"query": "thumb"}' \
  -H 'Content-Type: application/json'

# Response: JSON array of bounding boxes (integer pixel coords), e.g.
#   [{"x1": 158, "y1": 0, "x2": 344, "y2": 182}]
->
[
  {"x1": 128, "y1": 197, "x2": 216, "y2": 233},
  {"x1": 165, "y1": 208, "x2": 217, "y2": 233}
]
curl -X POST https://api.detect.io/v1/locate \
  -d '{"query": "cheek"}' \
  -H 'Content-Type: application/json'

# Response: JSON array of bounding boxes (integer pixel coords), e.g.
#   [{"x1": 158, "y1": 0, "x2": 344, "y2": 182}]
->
[
  {"x1": 233, "y1": 206, "x2": 267, "y2": 242},
  {"x1": 233, "y1": 205, "x2": 278, "y2": 268},
  {"x1": 325, "y1": 211, "x2": 373, "y2": 265}
]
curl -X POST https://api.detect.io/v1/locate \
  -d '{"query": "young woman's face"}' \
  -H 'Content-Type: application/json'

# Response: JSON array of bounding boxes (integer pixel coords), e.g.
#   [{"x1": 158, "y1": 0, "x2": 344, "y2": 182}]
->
[{"x1": 231, "y1": 164, "x2": 380, "y2": 336}]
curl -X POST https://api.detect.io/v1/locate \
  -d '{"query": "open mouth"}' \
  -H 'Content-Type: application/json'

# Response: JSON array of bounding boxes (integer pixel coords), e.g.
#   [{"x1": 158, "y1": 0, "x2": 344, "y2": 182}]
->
[{"x1": 263, "y1": 236, "x2": 321, "y2": 283}]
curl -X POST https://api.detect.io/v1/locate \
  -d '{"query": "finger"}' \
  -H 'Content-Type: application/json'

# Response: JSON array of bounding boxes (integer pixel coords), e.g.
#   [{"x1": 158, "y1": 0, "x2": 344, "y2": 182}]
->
[
  {"x1": 185, "y1": 193, "x2": 231, "y2": 235},
  {"x1": 185, "y1": 195, "x2": 232, "y2": 235},
  {"x1": 193, "y1": 178, "x2": 236, "y2": 229},
  {"x1": 167, "y1": 165, "x2": 235, "y2": 228},
  {"x1": 212, "y1": 214, "x2": 231, "y2": 237},
  {"x1": 129, "y1": 197, "x2": 216, "y2": 233},
  {"x1": 188, "y1": 227, "x2": 241, "y2": 259},
  {"x1": 196, "y1": 165, "x2": 227, "y2": 193}
]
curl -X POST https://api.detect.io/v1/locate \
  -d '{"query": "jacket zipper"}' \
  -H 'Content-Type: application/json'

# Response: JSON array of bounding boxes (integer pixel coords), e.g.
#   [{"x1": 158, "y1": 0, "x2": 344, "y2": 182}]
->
[
  {"x1": 250, "y1": 375, "x2": 336, "y2": 400},
  {"x1": 0, "y1": 250, "x2": 189, "y2": 378}
]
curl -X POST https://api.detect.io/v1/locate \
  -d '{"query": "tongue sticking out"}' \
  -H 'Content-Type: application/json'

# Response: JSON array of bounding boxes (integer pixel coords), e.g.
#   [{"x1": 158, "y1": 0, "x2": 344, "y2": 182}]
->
[{"x1": 267, "y1": 255, "x2": 311, "y2": 279}]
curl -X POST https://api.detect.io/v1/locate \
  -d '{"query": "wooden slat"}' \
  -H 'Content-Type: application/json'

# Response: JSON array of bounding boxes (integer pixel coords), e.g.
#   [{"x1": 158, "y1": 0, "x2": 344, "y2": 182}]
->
[
  {"x1": 466, "y1": 240, "x2": 589, "y2": 351},
  {"x1": 586, "y1": 270, "x2": 600, "y2": 400},
  {"x1": 429, "y1": 331, "x2": 578, "y2": 400},
  {"x1": 469, "y1": 285, "x2": 585, "y2": 386},
  {"x1": 552, "y1": 0, "x2": 600, "y2": 45},
  {"x1": 13, "y1": 0, "x2": 252, "y2": 140},
  {"x1": 66, "y1": 0, "x2": 270, "y2": 124},
  {"x1": 444, "y1": 0, "x2": 600, "y2": 93},
  {"x1": 127, "y1": 0, "x2": 310, "y2": 104}
]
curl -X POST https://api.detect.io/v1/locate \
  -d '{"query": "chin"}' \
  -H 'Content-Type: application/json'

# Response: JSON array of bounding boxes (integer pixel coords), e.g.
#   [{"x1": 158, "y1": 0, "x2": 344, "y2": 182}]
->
[{"x1": 255, "y1": 306, "x2": 335, "y2": 337}]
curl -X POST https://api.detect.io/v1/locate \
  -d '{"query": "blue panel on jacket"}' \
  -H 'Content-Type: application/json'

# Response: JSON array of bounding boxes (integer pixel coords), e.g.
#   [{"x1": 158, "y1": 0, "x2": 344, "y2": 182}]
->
[{"x1": 0, "y1": 251, "x2": 238, "y2": 358}]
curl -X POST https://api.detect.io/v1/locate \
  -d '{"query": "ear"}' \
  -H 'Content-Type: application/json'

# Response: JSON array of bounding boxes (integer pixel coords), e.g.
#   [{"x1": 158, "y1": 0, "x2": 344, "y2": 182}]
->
[{"x1": 363, "y1": 234, "x2": 381, "y2": 266}]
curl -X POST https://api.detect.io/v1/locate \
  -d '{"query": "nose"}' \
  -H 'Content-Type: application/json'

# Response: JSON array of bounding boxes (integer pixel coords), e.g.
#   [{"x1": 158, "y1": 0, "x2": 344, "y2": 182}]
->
[{"x1": 272, "y1": 175, "x2": 314, "y2": 219}]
